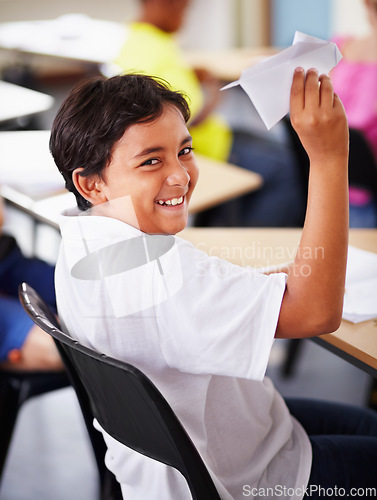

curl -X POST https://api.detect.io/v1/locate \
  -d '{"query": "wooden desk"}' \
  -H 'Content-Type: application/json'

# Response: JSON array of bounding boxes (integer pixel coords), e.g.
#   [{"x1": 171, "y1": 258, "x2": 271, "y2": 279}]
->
[
  {"x1": 0, "y1": 131, "x2": 262, "y2": 229},
  {"x1": 192, "y1": 154, "x2": 262, "y2": 214},
  {"x1": 316, "y1": 229, "x2": 377, "y2": 377},
  {"x1": 179, "y1": 227, "x2": 377, "y2": 376},
  {"x1": 184, "y1": 46, "x2": 278, "y2": 82},
  {"x1": 0, "y1": 81, "x2": 54, "y2": 123},
  {"x1": 0, "y1": 17, "x2": 126, "y2": 65}
]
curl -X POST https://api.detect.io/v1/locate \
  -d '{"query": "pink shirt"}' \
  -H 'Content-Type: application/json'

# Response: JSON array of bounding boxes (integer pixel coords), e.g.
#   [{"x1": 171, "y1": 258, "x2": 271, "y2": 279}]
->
[
  {"x1": 331, "y1": 36, "x2": 377, "y2": 164},
  {"x1": 331, "y1": 36, "x2": 377, "y2": 204}
]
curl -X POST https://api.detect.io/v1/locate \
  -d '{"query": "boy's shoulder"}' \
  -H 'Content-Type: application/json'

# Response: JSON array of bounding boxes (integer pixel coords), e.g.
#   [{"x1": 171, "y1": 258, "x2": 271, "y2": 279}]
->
[{"x1": 59, "y1": 209, "x2": 139, "y2": 240}]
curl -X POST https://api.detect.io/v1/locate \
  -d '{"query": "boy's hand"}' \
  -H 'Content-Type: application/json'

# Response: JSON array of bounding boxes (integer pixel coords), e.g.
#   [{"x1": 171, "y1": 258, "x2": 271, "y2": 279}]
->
[{"x1": 290, "y1": 67, "x2": 349, "y2": 167}]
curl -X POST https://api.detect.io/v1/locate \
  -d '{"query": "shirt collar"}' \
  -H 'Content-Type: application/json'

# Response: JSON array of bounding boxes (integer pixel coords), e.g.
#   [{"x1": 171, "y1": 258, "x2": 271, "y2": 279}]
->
[{"x1": 59, "y1": 208, "x2": 142, "y2": 242}]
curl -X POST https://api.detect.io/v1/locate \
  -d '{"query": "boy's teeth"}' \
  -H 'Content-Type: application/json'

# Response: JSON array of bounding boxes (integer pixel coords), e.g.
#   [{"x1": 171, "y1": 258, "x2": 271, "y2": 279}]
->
[{"x1": 158, "y1": 197, "x2": 183, "y2": 206}]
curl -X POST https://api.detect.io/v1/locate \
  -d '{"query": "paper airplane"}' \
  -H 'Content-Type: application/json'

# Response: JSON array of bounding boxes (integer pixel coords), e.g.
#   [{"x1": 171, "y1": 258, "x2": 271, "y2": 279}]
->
[{"x1": 221, "y1": 32, "x2": 343, "y2": 130}]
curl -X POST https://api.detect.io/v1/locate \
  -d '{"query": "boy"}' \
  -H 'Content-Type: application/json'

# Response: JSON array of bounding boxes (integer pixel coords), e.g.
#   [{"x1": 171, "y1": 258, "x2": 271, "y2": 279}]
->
[{"x1": 50, "y1": 72, "x2": 377, "y2": 499}]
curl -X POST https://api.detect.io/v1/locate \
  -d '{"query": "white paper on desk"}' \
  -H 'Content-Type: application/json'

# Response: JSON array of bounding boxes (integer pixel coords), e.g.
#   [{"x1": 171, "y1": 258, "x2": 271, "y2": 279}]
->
[
  {"x1": 221, "y1": 32, "x2": 342, "y2": 130},
  {"x1": 342, "y1": 245, "x2": 377, "y2": 323}
]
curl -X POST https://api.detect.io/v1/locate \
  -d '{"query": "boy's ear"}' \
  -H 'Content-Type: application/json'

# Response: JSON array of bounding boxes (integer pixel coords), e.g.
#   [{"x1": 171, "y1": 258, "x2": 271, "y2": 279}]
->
[{"x1": 72, "y1": 168, "x2": 107, "y2": 206}]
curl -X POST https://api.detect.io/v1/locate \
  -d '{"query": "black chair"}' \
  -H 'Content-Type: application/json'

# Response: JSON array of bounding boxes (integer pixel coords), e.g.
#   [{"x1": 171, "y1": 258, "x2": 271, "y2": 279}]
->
[
  {"x1": 283, "y1": 118, "x2": 377, "y2": 223},
  {"x1": 348, "y1": 127, "x2": 377, "y2": 201},
  {"x1": 0, "y1": 305, "x2": 120, "y2": 499},
  {"x1": 18, "y1": 282, "x2": 221, "y2": 500}
]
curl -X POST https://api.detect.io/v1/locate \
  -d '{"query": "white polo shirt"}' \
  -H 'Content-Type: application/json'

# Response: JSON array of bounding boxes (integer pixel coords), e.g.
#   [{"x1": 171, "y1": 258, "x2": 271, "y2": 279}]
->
[{"x1": 55, "y1": 209, "x2": 312, "y2": 500}]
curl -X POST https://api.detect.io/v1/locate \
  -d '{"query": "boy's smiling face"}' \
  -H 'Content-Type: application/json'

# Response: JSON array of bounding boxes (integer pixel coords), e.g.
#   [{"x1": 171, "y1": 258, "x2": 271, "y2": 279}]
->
[{"x1": 76, "y1": 105, "x2": 199, "y2": 234}]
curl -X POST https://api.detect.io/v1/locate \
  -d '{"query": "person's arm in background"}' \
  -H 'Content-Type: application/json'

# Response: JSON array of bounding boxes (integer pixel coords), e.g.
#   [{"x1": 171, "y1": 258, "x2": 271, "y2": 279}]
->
[
  {"x1": 0, "y1": 296, "x2": 63, "y2": 371},
  {"x1": 189, "y1": 68, "x2": 223, "y2": 127},
  {"x1": 0, "y1": 197, "x2": 63, "y2": 371},
  {"x1": 276, "y1": 68, "x2": 349, "y2": 339}
]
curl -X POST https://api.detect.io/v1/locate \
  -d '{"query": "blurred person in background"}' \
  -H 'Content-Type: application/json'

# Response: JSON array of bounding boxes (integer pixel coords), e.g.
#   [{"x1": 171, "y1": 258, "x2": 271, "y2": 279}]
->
[
  {"x1": 330, "y1": 0, "x2": 377, "y2": 227},
  {"x1": 0, "y1": 197, "x2": 62, "y2": 371}
]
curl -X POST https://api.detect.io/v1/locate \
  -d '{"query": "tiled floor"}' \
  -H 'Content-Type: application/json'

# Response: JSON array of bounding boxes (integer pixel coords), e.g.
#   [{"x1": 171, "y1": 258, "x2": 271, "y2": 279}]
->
[
  {"x1": 0, "y1": 387, "x2": 98, "y2": 500},
  {"x1": 0, "y1": 338, "x2": 371, "y2": 500}
]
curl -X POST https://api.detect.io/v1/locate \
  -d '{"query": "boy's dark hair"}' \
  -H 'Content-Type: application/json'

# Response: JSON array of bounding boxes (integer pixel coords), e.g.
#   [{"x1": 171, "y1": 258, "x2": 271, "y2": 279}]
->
[{"x1": 49, "y1": 74, "x2": 191, "y2": 210}]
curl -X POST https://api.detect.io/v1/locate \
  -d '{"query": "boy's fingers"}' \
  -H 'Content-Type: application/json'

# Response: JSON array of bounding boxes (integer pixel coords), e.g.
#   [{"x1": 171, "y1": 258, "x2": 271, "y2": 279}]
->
[
  {"x1": 318, "y1": 74, "x2": 334, "y2": 108},
  {"x1": 304, "y1": 68, "x2": 320, "y2": 109},
  {"x1": 290, "y1": 67, "x2": 305, "y2": 114}
]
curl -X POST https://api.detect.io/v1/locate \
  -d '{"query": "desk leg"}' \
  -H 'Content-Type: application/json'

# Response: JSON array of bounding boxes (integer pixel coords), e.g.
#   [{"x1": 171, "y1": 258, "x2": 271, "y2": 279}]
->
[
  {"x1": 367, "y1": 377, "x2": 377, "y2": 411},
  {"x1": 31, "y1": 219, "x2": 38, "y2": 257},
  {"x1": 281, "y1": 339, "x2": 304, "y2": 378}
]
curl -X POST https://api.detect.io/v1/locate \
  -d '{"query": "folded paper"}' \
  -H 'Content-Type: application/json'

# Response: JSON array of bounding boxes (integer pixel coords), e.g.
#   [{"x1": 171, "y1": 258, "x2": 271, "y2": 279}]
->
[{"x1": 221, "y1": 32, "x2": 343, "y2": 130}]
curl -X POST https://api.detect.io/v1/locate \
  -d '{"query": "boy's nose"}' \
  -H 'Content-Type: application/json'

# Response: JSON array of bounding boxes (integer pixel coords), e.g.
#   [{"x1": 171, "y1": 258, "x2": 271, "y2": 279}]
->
[{"x1": 166, "y1": 160, "x2": 190, "y2": 186}]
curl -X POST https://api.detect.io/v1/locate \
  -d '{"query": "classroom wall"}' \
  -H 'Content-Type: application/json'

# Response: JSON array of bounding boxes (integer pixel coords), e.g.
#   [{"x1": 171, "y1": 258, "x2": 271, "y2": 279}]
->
[
  {"x1": 0, "y1": 0, "x2": 237, "y2": 50},
  {"x1": 179, "y1": 0, "x2": 236, "y2": 50},
  {"x1": 270, "y1": 0, "x2": 371, "y2": 47},
  {"x1": 331, "y1": 0, "x2": 371, "y2": 37},
  {"x1": 0, "y1": 0, "x2": 372, "y2": 52},
  {"x1": 0, "y1": 0, "x2": 137, "y2": 22},
  {"x1": 238, "y1": 0, "x2": 270, "y2": 47},
  {"x1": 271, "y1": 0, "x2": 331, "y2": 47}
]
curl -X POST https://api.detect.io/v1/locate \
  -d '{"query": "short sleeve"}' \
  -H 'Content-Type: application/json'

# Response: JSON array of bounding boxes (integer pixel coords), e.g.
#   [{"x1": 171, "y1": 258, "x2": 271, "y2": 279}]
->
[{"x1": 156, "y1": 240, "x2": 287, "y2": 381}]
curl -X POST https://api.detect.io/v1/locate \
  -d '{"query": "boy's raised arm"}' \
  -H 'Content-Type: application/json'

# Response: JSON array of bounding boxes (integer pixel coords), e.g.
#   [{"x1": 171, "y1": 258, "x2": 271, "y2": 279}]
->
[{"x1": 275, "y1": 68, "x2": 349, "y2": 339}]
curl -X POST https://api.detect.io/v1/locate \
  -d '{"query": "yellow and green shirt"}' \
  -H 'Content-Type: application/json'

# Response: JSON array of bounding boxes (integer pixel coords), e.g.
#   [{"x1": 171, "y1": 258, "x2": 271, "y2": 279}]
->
[{"x1": 114, "y1": 22, "x2": 232, "y2": 162}]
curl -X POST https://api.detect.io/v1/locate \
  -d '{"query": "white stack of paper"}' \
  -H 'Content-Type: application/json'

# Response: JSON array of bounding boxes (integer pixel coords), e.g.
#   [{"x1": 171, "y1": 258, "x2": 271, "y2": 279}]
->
[{"x1": 343, "y1": 245, "x2": 377, "y2": 324}]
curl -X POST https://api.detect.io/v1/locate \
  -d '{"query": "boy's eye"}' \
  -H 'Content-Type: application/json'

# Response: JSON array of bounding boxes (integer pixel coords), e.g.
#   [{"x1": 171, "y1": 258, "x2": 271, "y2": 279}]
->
[
  {"x1": 179, "y1": 146, "x2": 194, "y2": 157},
  {"x1": 141, "y1": 158, "x2": 159, "y2": 166}
]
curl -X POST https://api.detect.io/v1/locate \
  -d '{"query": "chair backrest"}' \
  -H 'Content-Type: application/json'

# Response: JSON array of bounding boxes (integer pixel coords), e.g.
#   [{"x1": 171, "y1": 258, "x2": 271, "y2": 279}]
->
[
  {"x1": 283, "y1": 118, "x2": 377, "y2": 200},
  {"x1": 348, "y1": 128, "x2": 377, "y2": 199},
  {"x1": 18, "y1": 282, "x2": 220, "y2": 500}
]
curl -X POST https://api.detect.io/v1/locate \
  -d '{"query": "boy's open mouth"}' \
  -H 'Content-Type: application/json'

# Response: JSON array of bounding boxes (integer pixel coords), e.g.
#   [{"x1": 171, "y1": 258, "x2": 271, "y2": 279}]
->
[{"x1": 156, "y1": 196, "x2": 184, "y2": 206}]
